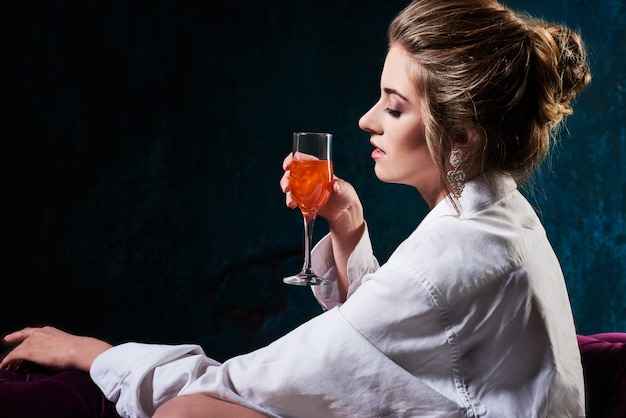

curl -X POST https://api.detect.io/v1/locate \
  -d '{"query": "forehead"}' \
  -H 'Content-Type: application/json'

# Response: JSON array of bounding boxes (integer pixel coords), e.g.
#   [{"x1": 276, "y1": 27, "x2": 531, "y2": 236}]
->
[{"x1": 381, "y1": 45, "x2": 418, "y2": 99}]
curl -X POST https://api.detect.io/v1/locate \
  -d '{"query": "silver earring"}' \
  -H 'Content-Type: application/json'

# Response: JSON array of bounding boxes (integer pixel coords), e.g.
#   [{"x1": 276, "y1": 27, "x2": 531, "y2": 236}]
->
[{"x1": 447, "y1": 149, "x2": 465, "y2": 198}]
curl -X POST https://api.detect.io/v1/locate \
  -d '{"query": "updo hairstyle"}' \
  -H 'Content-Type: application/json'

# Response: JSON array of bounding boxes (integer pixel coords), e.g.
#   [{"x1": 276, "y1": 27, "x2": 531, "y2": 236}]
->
[{"x1": 388, "y1": 0, "x2": 592, "y2": 200}]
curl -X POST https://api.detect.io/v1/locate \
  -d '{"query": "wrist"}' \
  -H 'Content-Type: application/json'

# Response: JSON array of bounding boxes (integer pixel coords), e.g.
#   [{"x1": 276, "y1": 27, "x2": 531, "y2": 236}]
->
[
  {"x1": 328, "y1": 206, "x2": 365, "y2": 252},
  {"x1": 71, "y1": 337, "x2": 113, "y2": 372}
]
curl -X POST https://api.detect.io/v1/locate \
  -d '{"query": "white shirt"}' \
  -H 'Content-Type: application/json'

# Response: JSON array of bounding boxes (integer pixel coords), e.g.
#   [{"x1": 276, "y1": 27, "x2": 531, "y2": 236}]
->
[{"x1": 91, "y1": 174, "x2": 585, "y2": 417}]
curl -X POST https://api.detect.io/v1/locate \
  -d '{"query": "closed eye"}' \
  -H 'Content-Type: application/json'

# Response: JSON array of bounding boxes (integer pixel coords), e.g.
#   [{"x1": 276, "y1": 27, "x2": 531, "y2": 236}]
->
[{"x1": 384, "y1": 108, "x2": 401, "y2": 118}]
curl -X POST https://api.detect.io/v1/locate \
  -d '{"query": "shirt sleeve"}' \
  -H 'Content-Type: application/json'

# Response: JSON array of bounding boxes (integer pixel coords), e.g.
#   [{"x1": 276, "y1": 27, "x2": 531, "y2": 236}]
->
[
  {"x1": 90, "y1": 343, "x2": 221, "y2": 417},
  {"x1": 91, "y1": 307, "x2": 460, "y2": 418},
  {"x1": 89, "y1": 224, "x2": 384, "y2": 418},
  {"x1": 310, "y1": 222, "x2": 380, "y2": 310},
  {"x1": 89, "y1": 245, "x2": 462, "y2": 418}
]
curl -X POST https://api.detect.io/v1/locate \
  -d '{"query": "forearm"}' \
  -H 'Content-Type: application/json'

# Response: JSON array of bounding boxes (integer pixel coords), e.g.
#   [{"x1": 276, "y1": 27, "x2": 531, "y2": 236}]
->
[{"x1": 328, "y1": 204, "x2": 365, "y2": 301}]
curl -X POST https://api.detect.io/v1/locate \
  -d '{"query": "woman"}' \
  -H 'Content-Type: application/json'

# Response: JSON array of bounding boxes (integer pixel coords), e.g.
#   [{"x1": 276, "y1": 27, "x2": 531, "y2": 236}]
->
[{"x1": 1, "y1": 0, "x2": 591, "y2": 416}]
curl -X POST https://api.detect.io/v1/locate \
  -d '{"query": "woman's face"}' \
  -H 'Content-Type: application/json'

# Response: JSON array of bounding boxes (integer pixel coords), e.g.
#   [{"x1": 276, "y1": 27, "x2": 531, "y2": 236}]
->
[{"x1": 359, "y1": 44, "x2": 443, "y2": 207}]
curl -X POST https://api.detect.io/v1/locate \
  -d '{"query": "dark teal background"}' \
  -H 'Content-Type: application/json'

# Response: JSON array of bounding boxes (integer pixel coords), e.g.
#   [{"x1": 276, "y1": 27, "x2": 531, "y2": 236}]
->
[{"x1": 1, "y1": 0, "x2": 624, "y2": 360}]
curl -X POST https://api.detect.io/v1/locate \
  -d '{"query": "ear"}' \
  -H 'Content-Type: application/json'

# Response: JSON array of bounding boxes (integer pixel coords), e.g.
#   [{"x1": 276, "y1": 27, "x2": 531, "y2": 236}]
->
[{"x1": 452, "y1": 128, "x2": 479, "y2": 153}]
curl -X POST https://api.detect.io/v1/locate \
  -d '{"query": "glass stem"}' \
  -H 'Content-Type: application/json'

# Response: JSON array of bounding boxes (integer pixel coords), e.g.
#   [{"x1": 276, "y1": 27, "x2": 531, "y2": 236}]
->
[{"x1": 301, "y1": 211, "x2": 317, "y2": 275}]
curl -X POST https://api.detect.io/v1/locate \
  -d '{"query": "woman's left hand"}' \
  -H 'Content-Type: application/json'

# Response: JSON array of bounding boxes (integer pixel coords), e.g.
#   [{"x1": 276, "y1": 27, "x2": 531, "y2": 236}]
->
[{"x1": 0, "y1": 326, "x2": 112, "y2": 372}]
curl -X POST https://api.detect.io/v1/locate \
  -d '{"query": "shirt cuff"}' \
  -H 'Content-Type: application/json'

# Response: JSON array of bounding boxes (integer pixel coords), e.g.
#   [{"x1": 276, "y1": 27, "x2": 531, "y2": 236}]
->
[
  {"x1": 310, "y1": 222, "x2": 378, "y2": 310},
  {"x1": 90, "y1": 342, "x2": 207, "y2": 403}
]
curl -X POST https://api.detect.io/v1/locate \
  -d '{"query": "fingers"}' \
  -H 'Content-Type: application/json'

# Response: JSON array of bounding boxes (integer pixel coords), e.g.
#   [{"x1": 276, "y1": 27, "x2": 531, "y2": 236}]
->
[
  {"x1": 3, "y1": 327, "x2": 36, "y2": 344},
  {"x1": 0, "y1": 327, "x2": 58, "y2": 370},
  {"x1": 279, "y1": 170, "x2": 290, "y2": 192},
  {"x1": 280, "y1": 153, "x2": 339, "y2": 210},
  {"x1": 280, "y1": 154, "x2": 298, "y2": 209},
  {"x1": 280, "y1": 164, "x2": 295, "y2": 209},
  {"x1": 0, "y1": 353, "x2": 21, "y2": 371},
  {"x1": 280, "y1": 153, "x2": 292, "y2": 193},
  {"x1": 329, "y1": 177, "x2": 349, "y2": 201},
  {"x1": 332, "y1": 177, "x2": 342, "y2": 194},
  {"x1": 281, "y1": 153, "x2": 293, "y2": 170},
  {"x1": 1, "y1": 327, "x2": 36, "y2": 370}
]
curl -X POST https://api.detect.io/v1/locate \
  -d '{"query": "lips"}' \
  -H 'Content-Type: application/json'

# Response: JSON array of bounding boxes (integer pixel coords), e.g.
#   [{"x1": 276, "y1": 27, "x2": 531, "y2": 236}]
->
[
  {"x1": 371, "y1": 148, "x2": 386, "y2": 159},
  {"x1": 370, "y1": 140, "x2": 386, "y2": 160}
]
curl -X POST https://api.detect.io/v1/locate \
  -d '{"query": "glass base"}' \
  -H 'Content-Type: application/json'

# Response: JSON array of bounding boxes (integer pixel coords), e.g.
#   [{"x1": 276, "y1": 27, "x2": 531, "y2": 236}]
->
[{"x1": 283, "y1": 273, "x2": 330, "y2": 286}]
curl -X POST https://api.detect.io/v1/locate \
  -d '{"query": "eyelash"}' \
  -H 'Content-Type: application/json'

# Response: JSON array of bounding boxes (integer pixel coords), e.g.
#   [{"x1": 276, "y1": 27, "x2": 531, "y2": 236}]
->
[{"x1": 384, "y1": 107, "x2": 402, "y2": 118}]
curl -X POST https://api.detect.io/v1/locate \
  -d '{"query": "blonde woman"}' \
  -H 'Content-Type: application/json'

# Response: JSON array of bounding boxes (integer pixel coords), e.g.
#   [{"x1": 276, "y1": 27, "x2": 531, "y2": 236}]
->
[{"x1": 1, "y1": 1, "x2": 591, "y2": 416}]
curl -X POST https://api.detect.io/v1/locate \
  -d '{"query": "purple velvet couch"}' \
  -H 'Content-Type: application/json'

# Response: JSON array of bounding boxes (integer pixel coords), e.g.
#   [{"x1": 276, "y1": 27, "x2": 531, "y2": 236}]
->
[{"x1": 577, "y1": 332, "x2": 626, "y2": 418}]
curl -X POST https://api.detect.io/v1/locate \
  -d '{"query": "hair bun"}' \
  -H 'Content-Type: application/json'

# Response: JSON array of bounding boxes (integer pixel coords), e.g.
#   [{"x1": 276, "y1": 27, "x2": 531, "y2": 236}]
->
[
  {"x1": 527, "y1": 22, "x2": 591, "y2": 125},
  {"x1": 547, "y1": 25, "x2": 592, "y2": 104}
]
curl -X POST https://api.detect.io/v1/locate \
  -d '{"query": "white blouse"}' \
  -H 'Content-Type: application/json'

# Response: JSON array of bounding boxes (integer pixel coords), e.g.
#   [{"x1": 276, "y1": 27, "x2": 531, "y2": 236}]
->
[{"x1": 91, "y1": 175, "x2": 585, "y2": 417}]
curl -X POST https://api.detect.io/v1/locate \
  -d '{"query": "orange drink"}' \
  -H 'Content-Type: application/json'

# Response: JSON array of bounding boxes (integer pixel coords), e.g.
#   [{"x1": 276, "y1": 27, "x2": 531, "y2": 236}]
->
[
  {"x1": 289, "y1": 159, "x2": 333, "y2": 213},
  {"x1": 283, "y1": 131, "x2": 332, "y2": 286}
]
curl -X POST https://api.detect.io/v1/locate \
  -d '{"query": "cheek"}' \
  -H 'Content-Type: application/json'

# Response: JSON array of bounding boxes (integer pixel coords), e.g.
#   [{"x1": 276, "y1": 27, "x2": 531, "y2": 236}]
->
[
  {"x1": 395, "y1": 145, "x2": 430, "y2": 173},
  {"x1": 395, "y1": 124, "x2": 427, "y2": 155},
  {"x1": 394, "y1": 127, "x2": 435, "y2": 169}
]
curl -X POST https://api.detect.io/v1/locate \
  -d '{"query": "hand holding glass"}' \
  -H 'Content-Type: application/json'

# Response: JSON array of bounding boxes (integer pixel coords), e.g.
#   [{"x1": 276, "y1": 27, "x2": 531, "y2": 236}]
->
[{"x1": 283, "y1": 132, "x2": 333, "y2": 286}]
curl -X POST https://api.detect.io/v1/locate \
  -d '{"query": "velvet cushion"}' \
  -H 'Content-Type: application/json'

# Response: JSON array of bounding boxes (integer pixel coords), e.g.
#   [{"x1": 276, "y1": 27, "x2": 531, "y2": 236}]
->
[
  {"x1": 577, "y1": 333, "x2": 626, "y2": 418},
  {"x1": 0, "y1": 363, "x2": 121, "y2": 418}
]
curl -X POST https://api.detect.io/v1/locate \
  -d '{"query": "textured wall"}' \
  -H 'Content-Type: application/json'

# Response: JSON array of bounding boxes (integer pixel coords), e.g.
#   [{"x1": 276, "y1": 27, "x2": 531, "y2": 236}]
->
[{"x1": 1, "y1": 0, "x2": 624, "y2": 359}]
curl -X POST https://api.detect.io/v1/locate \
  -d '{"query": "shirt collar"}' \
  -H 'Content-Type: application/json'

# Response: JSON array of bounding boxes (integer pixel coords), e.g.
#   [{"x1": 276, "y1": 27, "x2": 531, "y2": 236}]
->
[{"x1": 420, "y1": 173, "x2": 518, "y2": 227}]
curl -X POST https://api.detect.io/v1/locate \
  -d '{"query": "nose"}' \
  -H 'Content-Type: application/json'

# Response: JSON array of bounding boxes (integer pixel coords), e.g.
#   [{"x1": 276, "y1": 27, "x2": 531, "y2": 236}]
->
[{"x1": 358, "y1": 103, "x2": 380, "y2": 134}]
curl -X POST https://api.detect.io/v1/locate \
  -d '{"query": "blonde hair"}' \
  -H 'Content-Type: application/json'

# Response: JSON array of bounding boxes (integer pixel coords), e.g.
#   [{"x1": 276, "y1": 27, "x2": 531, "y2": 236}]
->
[{"x1": 388, "y1": 0, "x2": 591, "y2": 202}]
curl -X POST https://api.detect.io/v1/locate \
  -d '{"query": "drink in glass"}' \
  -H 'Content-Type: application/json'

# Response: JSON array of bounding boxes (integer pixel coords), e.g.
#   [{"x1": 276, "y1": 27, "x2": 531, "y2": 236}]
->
[{"x1": 283, "y1": 132, "x2": 333, "y2": 286}]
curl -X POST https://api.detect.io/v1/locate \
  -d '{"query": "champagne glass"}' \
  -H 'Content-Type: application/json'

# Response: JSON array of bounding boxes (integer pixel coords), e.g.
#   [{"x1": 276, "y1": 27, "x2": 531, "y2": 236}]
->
[{"x1": 283, "y1": 132, "x2": 333, "y2": 286}]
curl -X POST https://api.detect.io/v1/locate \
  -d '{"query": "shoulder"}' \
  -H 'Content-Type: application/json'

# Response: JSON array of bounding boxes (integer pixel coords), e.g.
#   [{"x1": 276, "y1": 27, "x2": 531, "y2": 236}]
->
[{"x1": 385, "y1": 190, "x2": 542, "y2": 306}]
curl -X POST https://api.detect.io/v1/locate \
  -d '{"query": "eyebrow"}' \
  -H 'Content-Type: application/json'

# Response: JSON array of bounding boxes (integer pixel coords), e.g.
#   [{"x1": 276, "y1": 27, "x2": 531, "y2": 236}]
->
[{"x1": 383, "y1": 87, "x2": 409, "y2": 102}]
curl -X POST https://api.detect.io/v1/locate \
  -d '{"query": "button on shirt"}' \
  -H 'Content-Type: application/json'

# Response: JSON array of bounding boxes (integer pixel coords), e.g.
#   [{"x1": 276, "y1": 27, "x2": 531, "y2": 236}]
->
[{"x1": 90, "y1": 174, "x2": 585, "y2": 417}]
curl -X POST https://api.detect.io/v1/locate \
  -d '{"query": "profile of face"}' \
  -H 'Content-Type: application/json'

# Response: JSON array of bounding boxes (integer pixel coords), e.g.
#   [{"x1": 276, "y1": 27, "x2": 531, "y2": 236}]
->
[{"x1": 359, "y1": 44, "x2": 443, "y2": 207}]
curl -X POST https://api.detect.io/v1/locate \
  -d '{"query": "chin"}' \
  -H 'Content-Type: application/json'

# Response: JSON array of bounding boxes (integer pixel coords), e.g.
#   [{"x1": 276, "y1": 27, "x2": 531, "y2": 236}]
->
[{"x1": 373, "y1": 170, "x2": 397, "y2": 184}]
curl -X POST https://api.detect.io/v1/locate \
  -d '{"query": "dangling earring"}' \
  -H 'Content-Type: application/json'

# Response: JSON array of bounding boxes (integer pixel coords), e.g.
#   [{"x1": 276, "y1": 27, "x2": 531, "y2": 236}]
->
[{"x1": 447, "y1": 149, "x2": 465, "y2": 199}]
